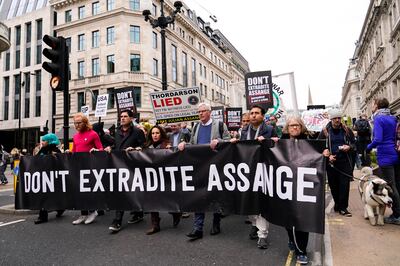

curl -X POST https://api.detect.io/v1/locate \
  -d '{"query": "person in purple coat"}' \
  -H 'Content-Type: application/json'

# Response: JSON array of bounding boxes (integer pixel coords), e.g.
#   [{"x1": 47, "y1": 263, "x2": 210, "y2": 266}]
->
[{"x1": 367, "y1": 98, "x2": 400, "y2": 224}]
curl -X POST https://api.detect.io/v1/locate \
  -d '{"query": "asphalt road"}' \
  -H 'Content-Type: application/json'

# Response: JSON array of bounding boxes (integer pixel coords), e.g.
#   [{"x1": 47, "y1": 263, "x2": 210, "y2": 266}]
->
[{"x1": 0, "y1": 206, "x2": 322, "y2": 266}]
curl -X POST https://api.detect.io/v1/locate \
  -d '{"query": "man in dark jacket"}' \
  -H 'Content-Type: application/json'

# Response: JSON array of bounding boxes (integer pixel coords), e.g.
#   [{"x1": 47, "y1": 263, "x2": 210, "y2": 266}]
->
[
  {"x1": 318, "y1": 109, "x2": 356, "y2": 217},
  {"x1": 353, "y1": 114, "x2": 371, "y2": 167},
  {"x1": 231, "y1": 104, "x2": 278, "y2": 249},
  {"x1": 168, "y1": 122, "x2": 191, "y2": 147},
  {"x1": 106, "y1": 110, "x2": 146, "y2": 233}
]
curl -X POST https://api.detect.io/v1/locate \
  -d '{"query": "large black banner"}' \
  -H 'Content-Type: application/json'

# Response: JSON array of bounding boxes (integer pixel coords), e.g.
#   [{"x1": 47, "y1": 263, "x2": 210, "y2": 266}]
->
[{"x1": 16, "y1": 140, "x2": 325, "y2": 234}]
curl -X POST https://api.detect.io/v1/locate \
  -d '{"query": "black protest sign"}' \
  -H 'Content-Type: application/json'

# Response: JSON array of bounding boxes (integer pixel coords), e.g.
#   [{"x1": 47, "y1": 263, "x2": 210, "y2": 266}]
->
[
  {"x1": 115, "y1": 87, "x2": 137, "y2": 119},
  {"x1": 211, "y1": 106, "x2": 225, "y2": 122},
  {"x1": 16, "y1": 140, "x2": 326, "y2": 234},
  {"x1": 245, "y1": 71, "x2": 273, "y2": 110},
  {"x1": 226, "y1": 108, "x2": 242, "y2": 131}
]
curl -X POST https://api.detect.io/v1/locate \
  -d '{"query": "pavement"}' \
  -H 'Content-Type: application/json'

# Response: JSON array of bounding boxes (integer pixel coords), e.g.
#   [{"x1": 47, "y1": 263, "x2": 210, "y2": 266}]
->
[{"x1": 325, "y1": 169, "x2": 400, "y2": 266}]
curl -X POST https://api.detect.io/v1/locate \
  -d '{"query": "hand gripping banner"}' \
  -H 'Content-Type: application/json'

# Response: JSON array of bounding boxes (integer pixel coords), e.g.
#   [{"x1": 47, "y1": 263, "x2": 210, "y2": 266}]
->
[{"x1": 16, "y1": 140, "x2": 326, "y2": 234}]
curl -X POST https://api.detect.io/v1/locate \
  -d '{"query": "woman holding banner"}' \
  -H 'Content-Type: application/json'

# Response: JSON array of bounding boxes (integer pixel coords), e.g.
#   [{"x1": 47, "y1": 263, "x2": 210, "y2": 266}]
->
[
  {"x1": 71, "y1": 113, "x2": 104, "y2": 225},
  {"x1": 144, "y1": 125, "x2": 182, "y2": 235},
  {"x1": 280, "y1": 116, "x2": 312, "y2": 265}
]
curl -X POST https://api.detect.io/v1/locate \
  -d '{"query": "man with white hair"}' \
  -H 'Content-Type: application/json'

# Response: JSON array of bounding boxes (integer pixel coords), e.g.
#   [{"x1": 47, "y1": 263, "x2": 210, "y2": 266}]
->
[
  {"x1": 318, "y1": 109, "x2": 356, "y2": 217},
  {"x1": 178, "y1": 102, "x2": 231, "y2": 240}
]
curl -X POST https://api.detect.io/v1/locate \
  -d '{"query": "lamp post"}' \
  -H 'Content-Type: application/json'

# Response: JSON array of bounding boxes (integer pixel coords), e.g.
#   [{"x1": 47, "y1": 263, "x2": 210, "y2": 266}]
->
[{"x1": 143, "y1": 0, "x2": 183, "y2": 91}]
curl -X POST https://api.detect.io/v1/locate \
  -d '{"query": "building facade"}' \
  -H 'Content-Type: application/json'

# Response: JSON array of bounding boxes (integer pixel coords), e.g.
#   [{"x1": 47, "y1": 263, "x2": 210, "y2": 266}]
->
[
  {"x1": 51, "y1": 0, "x2": 248, "y2": 130},
  {"x1": 341, "y1": 61, "x2": 361, "y2": 119},
  {"x1": 0, "y1": 0, "x2": 249, "y2": 151},
  {"x1": 0, "y1": 0, "x2": 53, "y2": 152},
  {"x1": 351, "y1": 0, "x2": 400, "y2": 116}
]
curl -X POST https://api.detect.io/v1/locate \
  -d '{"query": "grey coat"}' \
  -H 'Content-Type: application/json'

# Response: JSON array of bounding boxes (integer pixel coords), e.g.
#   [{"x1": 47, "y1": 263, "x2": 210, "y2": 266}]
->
[{"x1": 190, "y1": 119, "x2": 231, "y2": 144}]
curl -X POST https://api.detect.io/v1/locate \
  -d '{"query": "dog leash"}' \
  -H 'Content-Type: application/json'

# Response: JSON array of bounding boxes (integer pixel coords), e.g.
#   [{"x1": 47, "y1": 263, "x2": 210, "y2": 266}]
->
[{"x1": 328, "y1": 164, "x2": 370, "y2": 181}]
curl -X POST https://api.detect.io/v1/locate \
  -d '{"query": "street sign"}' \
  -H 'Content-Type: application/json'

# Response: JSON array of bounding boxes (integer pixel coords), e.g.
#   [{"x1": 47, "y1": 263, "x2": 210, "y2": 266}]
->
[
  {"x1": 81, "y1": 105, "x2": 89, "y2": 117},
  {"x1": 95, "y1": 94, "x2": 109, "y2": 117}
]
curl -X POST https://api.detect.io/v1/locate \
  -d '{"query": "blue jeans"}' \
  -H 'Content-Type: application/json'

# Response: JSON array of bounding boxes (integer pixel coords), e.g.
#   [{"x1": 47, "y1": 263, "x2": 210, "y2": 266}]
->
[{"x1": 193, "y1": 212, "x2": 221, "y2": 232}]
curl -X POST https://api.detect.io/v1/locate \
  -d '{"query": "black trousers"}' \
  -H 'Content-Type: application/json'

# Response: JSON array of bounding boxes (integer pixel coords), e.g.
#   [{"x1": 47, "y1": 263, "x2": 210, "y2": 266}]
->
[
  {"x1": 356, "y1": 138, "x2": 371, "y2": 166},
  {"x1": 327, "y1": 160, "x2": 352, "y2": 211},
  {"x1": 286, "y1": 228, "x2": 309, "y2": 255},
  {"x1": 115, "y1": 210, "x2": 143, "y2": 222},
  {"x1": 380, "y1": 164, "x2": 400, "y2": 217}
]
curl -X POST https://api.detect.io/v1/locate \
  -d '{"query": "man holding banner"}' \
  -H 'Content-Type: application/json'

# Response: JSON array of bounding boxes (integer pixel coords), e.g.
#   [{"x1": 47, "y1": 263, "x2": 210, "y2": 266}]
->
[
  {"x1": 106, "y1": 109, "x2": 146, "y2": 233},
  {"x1": 178, "y1": 103, "x2": 231, "y2": 240},
  {"x1": 231, "y1": 104, "x2": 278, "y2": 249}
]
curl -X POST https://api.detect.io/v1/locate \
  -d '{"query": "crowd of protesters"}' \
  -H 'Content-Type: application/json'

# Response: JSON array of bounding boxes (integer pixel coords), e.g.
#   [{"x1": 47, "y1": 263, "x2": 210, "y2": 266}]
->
[{"x1": 11, "y1": 97, "x2": 400, "y2": 265}]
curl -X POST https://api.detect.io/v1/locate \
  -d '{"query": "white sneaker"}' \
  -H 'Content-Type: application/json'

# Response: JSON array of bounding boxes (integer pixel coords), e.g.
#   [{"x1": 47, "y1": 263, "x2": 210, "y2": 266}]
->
[
  {"x1": 84, "y1": 211, "x2": 98, "y2": 224},
  {"x1": 72, "y1": 215, "x2": 87, "y2": 225}
]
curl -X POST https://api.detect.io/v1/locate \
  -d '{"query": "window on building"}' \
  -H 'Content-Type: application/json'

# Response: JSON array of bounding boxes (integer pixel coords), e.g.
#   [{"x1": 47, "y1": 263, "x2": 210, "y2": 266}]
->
[
  {"x1": 130, "y1": 54, "x2": 140, "y2": 71},
  {"x1": 24, "y1": 73, "x2": 30, "y2": 118},
  {"x1": 107, "y1": 26, "x2": 115, "y2": 44},
  {"x1": 77, "y1": 92, "x2": 85, "y2": 112},
  {"x1": 92, "y1": 2, "x2": 100, "y2": 15},
  {"x1": 153, "y1": 58, "x2": 158, "y2": 76},
  {"x1": 78, "y1": 34, "x2": 85, "y2": 51},
  {"x1": 191, "y1": 58, "x2": 196, "y2": 86},
  {"x1": 172, "y1": 45, "x2": 177, "y2": 82},
  {"x1": 92, "y1": 58, "x2": 100, "y2": 76},
  {"x1": 107, "y1": 0, "x2": 115, "y2": 11},
  {"x1": 15, "y1": 50, "x2": 20, "y2": 69},
  {"x1": 107, "y1": 88, "x2": 115, "y2": 109},
  {"x1": 14, "y1": 74, "x2": 21, "y2": 119},
  {"x1": 36, "y1": 44, "x2": 41, "y2": 64},
  {"x1": 152, "y1": 4, "x2": 157, "y2": 16},
  {"x1": 35, "y1": 70, "x2": 41, "y2": 117},
  {"x1": 78, "y1": 6, "x2": 85, "y2": 19},
  {"x1": 92, "y1": 90, "x2": 99, "y2": 110},
  {"x1": 130, "y1": 25, "x2": 140, "y2": 43},
  {"x1": 26, "y1": 22, "x2": 31, "y2": 43},
  {"x1": 199, "y1": 63, "x2": 203, "y2": 77},
  {"x1": 204, "y1": 85, "x2": 207, "y2": 98},
  {"x1": 3, "y1": 77, "x2": 9, "y2": 120},
  {"x1": 78, "y1": 61, "x2": 85, "y2": 78},
  {"x1": 65, "y1": 10, "x2": 72, "y2": 22},
  {"x1": 92, "y1": 30, "x2": 99, "y2": 48},
  {"x1": 36, "y1": 19, "x2": 42, "y2": 40},
  {"x1": 130, "y1": 0, "x2": 140, "y2": 11},
  {"x1": 134, "y1": 87, "x2": 141, "y2": 107},
  {"x1": 25, "y1": 47, "x2": 31, "y2": 67},
  {"x1": 182, "y1": 52, "x2": 188, "y2": 87},
  {"x1": 203, "y1": 66, "x2": 206, "y2": 79},
  {"x1": 107, "y1": 55, "x2": 115, "y2": 73},
  {"x1": 66, "y1": 37, "x2": 71, "y2": 53},
  {"x1": 15, "y1": 25, "x2": 21, "y2": 46},
  {"x1": 4, "y1": 52, "x2": 10, "y2": 71},
  {"x1": 152, "y1": 32, "x2": 157, "y2": 49}
]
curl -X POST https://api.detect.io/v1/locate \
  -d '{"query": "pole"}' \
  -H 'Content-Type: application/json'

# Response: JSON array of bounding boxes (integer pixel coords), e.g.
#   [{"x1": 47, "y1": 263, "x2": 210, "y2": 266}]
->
[
  {"x1": 52, "y1": 90, "x2": 56, "y2": 133},
  {"x1": 160, "y1": 0, "x2": 167, "y2": 91},
  {"x1": 18, "y1": 71, "x2": 22, "y2": 149},
  {"x1": 63, "y1": 50, "x2": 69, "y2": 151},
  {"x1": 288, "y1": 72, "x2": 299, "y2": 116}
]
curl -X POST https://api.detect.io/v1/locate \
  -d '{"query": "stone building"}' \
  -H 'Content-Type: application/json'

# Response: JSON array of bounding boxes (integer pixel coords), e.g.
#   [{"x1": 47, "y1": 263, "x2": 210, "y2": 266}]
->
[{"x1": 351, "y1": 0, "x2": 400, "y2": 116}]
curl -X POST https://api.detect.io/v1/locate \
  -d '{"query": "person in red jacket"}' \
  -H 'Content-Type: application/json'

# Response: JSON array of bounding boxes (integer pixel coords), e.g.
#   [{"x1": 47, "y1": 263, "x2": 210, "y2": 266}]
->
[{"x1": 71, "y1": 113, "x2": 103, "y2": 225}]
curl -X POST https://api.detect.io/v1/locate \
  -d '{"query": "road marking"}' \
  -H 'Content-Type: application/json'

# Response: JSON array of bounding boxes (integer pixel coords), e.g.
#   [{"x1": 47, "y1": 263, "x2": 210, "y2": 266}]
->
[
  {"x1": 324, "y1": 199, "x2": 334, "y2": 266},
  {"x1": 284, "y1": 250, "x2": 294, "y2": 266},
  {"x1": 0, "y1": 219, "x2": 25, "y2": 227}
]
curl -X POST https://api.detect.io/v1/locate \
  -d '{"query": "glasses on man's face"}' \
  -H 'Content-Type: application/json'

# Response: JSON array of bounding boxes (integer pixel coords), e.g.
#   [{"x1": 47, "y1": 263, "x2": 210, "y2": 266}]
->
[
  {"x1": 288, "y1": 124, "x2": 301, "y2": 128},
  {"x1": 198, "y1": 110, "x2": 208, "y2": 114},
  {"x1": 74, "y1": 121, "x2": 83, "y2": 126}
]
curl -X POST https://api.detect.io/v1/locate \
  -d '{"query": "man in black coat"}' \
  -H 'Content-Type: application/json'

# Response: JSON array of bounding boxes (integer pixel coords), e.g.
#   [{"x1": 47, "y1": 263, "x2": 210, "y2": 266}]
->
[
  {"x1": 168, "y1": 123, "x2": 191, "y2": 147},
  {"x1": 106, "y1": 110, "x2": 146, "y2": 233}
]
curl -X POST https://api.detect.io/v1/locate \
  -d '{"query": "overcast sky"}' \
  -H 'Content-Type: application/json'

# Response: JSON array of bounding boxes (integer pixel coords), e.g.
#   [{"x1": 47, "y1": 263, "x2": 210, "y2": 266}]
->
[{"x1": 183, "y1": 0, "x2": 370, "y2": 109}]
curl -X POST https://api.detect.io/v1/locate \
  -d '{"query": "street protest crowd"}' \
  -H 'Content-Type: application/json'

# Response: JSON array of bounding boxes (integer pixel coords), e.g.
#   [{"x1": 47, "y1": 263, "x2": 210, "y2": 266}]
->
[{"x1": 2, "y1": 97, "x2": 400, "y2": 265}]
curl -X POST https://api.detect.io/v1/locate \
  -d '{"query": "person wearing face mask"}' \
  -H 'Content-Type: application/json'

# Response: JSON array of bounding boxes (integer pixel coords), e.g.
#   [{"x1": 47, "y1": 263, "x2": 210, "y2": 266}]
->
[
  {"x1": 144, "y1": 125, "x2": 182, "y2": 235},
  {"x1": 268, "y1": 115, "x2": 282, "y2": 138},
  {"x1": 318, "y1": 109, "x2": 356, "y2": 217},
  {"x1": 34, "y1": 133, "x2": 65, "y2": 224}
]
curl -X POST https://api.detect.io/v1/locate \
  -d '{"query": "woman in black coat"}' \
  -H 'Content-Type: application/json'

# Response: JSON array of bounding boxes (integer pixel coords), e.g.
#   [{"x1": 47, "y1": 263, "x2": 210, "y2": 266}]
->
[
  {"x1": 34, "y1": 133, "x2": 65, "y2": 224},
  {"x1": 280, "y1": 117, "x2": 311, "y2": 265}
]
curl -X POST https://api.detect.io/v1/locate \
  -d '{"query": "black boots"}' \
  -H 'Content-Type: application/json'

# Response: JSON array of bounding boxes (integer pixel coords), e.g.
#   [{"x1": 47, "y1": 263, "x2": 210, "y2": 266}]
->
[{"x1": 34, "y1": 210, "x2": 48, "y2": 224}]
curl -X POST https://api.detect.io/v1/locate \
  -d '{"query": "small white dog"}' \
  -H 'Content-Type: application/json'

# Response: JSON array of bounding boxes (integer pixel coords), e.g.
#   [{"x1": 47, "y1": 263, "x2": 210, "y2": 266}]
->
[{"x1": 358, "y1": 167, "x2": 393, "y2": 226}]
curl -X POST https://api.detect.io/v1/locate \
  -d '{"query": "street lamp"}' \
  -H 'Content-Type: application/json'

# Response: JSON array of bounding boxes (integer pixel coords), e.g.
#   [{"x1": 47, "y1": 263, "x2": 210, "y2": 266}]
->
[{"x1": 142, "y1": 0, "x2": 183, "y2": 91}]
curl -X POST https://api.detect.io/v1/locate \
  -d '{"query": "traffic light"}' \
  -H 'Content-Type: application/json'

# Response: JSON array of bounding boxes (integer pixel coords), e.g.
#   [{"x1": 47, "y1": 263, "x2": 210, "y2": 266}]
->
[{"x1": 42, "y1": 35, "x2": 68, "y2": 91}]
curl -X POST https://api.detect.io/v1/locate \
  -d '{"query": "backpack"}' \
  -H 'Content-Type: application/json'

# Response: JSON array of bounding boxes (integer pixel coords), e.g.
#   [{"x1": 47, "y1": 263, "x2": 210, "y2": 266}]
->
[
  {"x1": 356, "y1": 119, "x2": 370, "y2": 136},
  {"x1": 396, "y1": 121, "x2": 400, "y2": 154}
]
